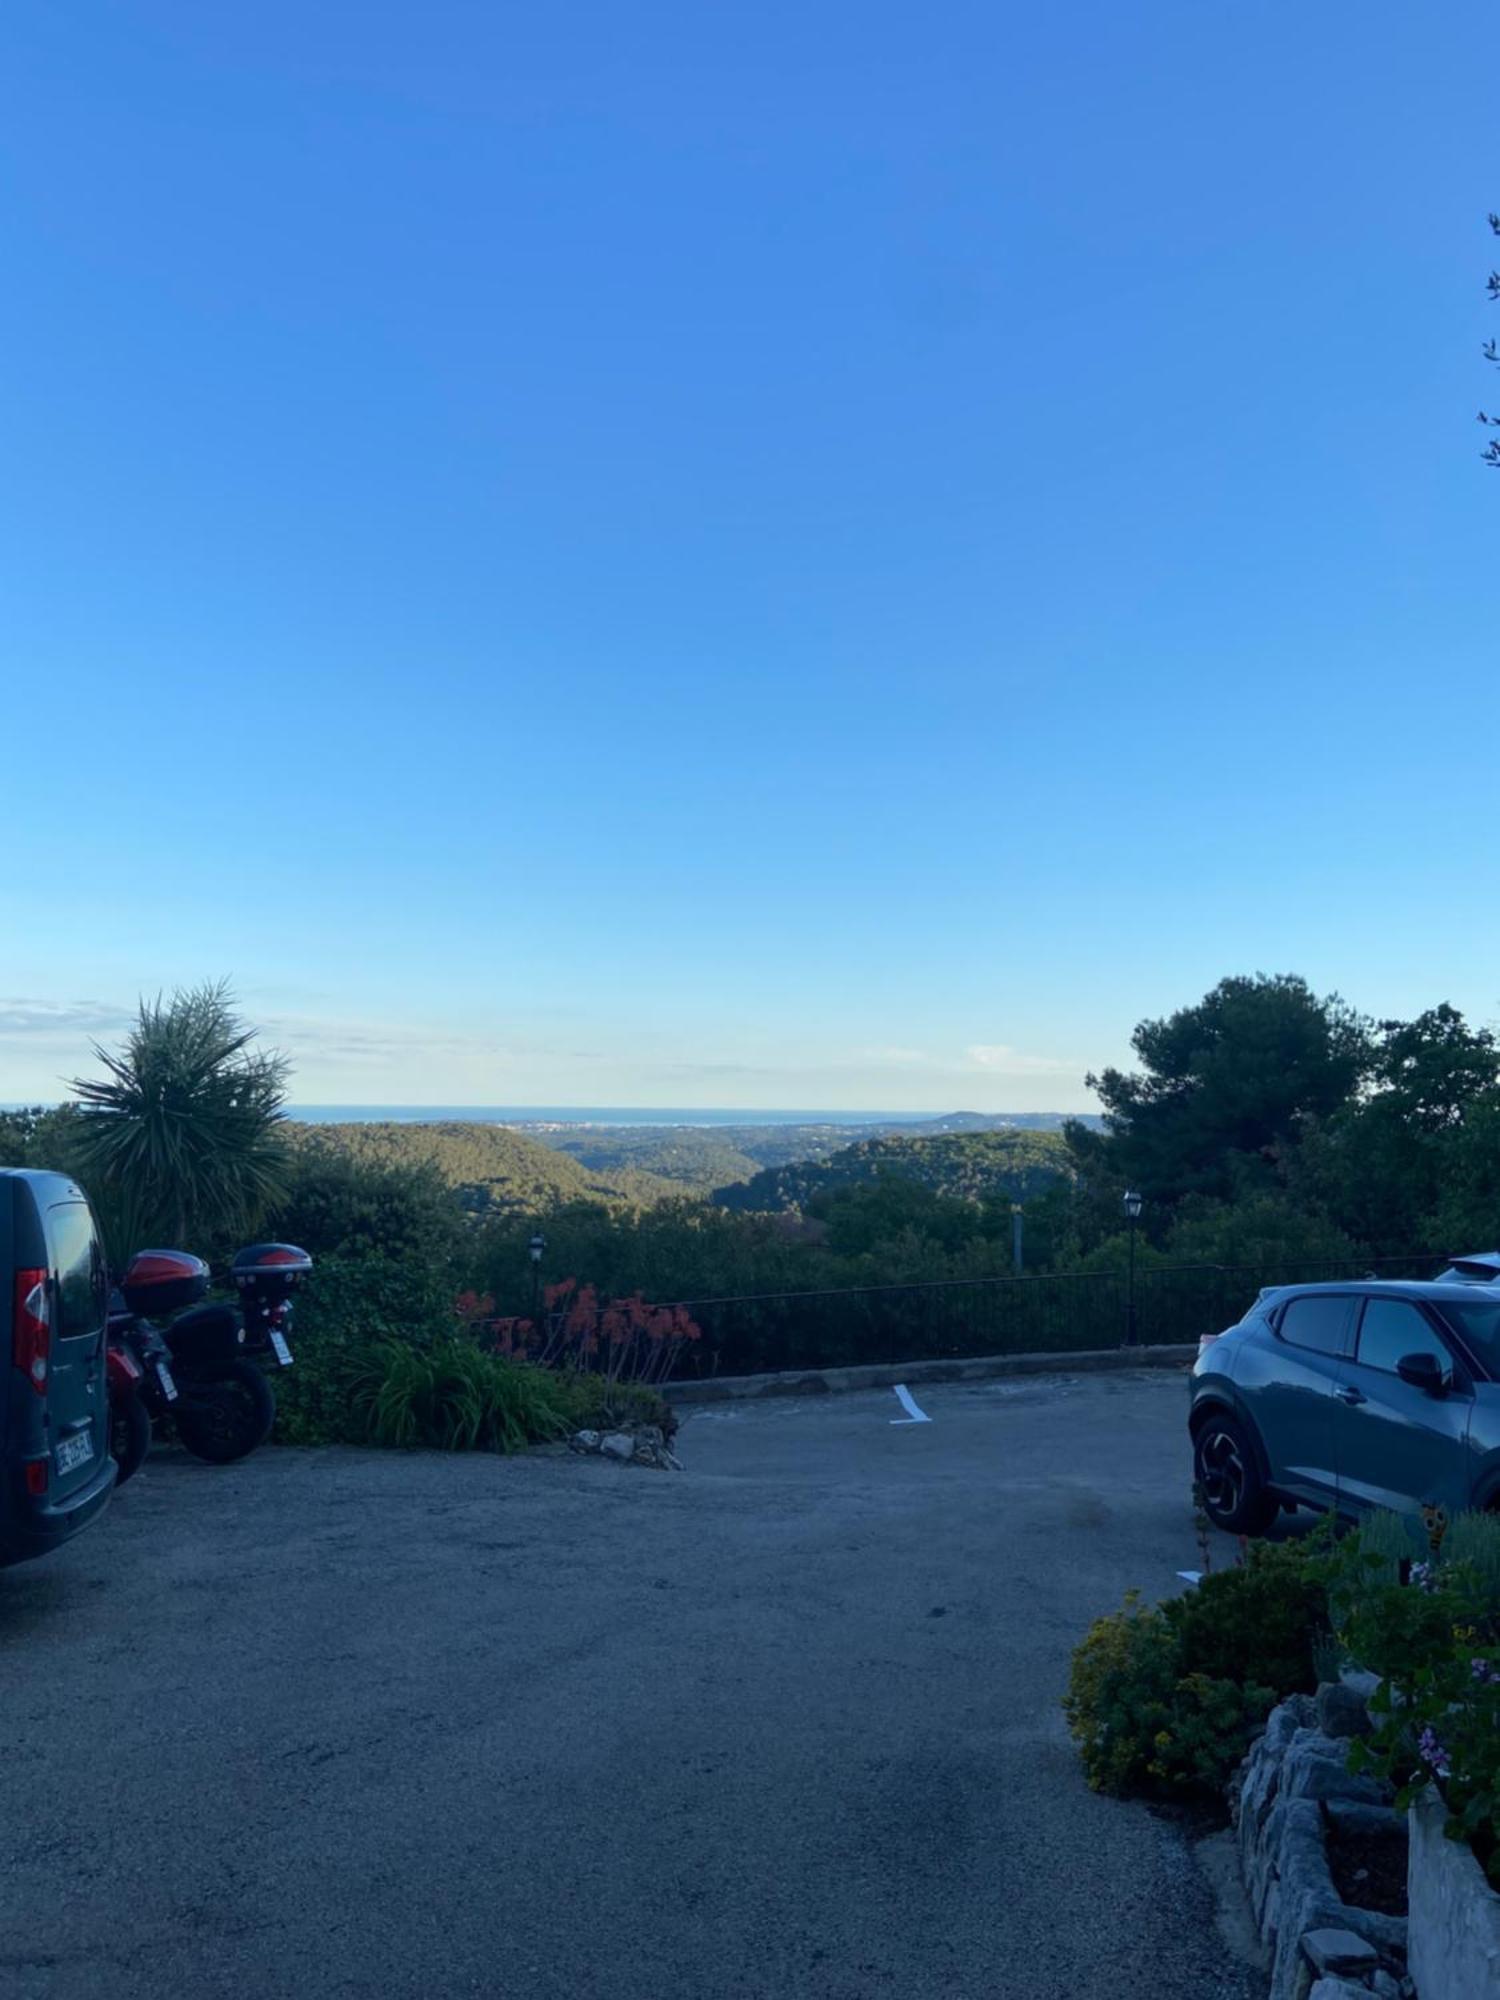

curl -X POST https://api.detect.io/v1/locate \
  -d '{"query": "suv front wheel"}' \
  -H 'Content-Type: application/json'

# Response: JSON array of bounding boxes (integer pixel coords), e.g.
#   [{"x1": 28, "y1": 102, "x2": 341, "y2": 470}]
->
[{"x1": 1193, "y1": 1409, "x2": 1278, "y2": 1535}]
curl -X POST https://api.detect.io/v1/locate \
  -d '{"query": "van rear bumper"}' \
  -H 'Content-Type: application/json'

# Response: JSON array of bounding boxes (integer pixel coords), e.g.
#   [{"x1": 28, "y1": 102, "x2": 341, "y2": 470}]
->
[{"x1": 0, "y1": 1457, "x2": 117, "y2": 1568}]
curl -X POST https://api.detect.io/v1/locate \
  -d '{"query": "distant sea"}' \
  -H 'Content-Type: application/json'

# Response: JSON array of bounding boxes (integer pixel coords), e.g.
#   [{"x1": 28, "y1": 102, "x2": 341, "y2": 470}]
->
[{"x1": 286, "y1": 1105, "x2": 945, "y2": 1127}]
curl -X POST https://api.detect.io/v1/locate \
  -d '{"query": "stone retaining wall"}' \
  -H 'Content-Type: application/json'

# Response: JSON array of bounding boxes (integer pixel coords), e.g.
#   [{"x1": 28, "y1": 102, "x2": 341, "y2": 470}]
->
[
  {"x1": 1233, "y1": 1691, "x2": 1411, "y2": 2000},
  {"x1": 1234, "y1": 1689, "x2": 1500, "y2": 1999}
]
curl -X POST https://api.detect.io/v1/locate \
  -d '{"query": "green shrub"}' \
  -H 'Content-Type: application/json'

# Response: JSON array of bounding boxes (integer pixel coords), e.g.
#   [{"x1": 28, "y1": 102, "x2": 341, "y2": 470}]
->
[
  {"x1": 273, "y1": 1253, "x2": 675, "y2": 1450},
  {"x1": 352, "y1": 1340, "x2": 572, "y2": 1453},
  {"x1": 1150, "y1": 1673, "x2": 1281, "y2": 1794},
  {"x1": 557, "y1": 1373, "x2": 677, "y2": 1439},
  {"x1": 1164, "y1": 1535, "x2": 1331, "y2": 1694},
  {"x1": 272, "y1": 1254, "x2": 456, "y2": 1445},
  {"x1": 1063, "y1": 1590, "x2": 1276, "y2": 1797},
  {"x1": 268, "y1": 1145, "x2": 463, "y2": 1263},
  {"x1": 1065, "y1": 1593, "x2": 1181, "y2": 1794}
]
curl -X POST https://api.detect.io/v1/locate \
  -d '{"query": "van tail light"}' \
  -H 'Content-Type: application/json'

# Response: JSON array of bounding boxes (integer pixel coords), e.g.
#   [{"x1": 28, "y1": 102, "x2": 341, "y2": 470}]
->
[
  {"x1": 23, "y1": 1458, "x2": 47, "y2": 1497},
  {"x1": 13, "y1": 1268, "x2": 50, "y2": 1395}
]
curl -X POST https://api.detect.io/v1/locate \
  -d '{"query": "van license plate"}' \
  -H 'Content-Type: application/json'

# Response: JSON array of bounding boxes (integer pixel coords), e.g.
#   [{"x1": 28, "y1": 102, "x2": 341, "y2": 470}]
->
[
  {"x1": 156, "y1": 1362, "x2": 178, "y2": 1401},
  {"x1": 55, "y1": 1433, "x2": 94, "y2": 1477},
  {"x1": 269, "y1": 1330, "x2": 292, "y2": 1367}
]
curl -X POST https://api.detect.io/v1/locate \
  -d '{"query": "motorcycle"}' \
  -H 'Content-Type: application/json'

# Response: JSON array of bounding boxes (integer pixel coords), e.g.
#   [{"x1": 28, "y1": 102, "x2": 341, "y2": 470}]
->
[
  {"x1": 107, "y1": 1242, "x2": 313, "y2": 1469},
  {"x1": 106, "y1": 1316, "x2": 175, "y2": 1486}
]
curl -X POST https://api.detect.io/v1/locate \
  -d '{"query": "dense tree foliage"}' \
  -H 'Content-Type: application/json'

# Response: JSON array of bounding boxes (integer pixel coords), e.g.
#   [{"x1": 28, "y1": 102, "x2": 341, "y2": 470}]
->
[
  {"x1": 1064, "y1": 979, "x2": 1499, "y2": 1267},
  {"x1": 530, "y1": 1127, "x2": 765, "y2": 1190},
  {"x1": 524, "y1": 1115, "x2": 1086, "y2": 1195},
  {"x1": 283, "y1": 1119, "x2": 678, "y2": 1214},
  {"x1": 1068, "y1": 975, "x2": 1372, "y2": 1207},
  {"x1": 268, "y1": 1142, "x2": 464, "y2": 1262},
  {"x1": 714, "y1": 1128, "x2": 1071, "y2": 1213}
]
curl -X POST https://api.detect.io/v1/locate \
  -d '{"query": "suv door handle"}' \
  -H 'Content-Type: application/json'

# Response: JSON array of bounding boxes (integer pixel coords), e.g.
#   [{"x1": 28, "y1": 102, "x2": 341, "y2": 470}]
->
[{"x1": 1335, "y1": 1385, "x2": 1366, "y2": 1406}]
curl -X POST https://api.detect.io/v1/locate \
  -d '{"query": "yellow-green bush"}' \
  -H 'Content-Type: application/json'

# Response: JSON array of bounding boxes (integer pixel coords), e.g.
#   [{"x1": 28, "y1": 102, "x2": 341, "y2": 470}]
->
[{"x1": 1064, "y1": 1590, "x2": 1277, "y2": 1797}]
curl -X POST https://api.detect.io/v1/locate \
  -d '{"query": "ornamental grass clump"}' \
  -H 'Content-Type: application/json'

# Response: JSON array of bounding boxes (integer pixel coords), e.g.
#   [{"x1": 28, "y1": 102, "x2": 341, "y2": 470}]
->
[{"x1": 351, "y1": 1340, "x2": 574, "y2": 1453}]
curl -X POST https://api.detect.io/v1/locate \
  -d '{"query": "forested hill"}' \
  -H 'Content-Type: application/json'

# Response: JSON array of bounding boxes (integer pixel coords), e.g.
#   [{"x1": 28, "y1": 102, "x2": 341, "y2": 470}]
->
[
  {"x1": 519, "y1": 1112, "x2": 1102, "y2": 1195},
  {"x1": 711, "y1": 1127, "x2": 1073, "y2": 1213},
  {"x1": 285, "y1": 1121, "x2": 677, "y2": 1213}
]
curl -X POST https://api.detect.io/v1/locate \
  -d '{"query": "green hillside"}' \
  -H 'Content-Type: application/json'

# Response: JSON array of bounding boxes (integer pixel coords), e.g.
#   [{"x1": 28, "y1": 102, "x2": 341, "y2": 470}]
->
[
  {"x1": 712, "y1": 1127, "x2": 1073, "y2": 1213},
  {"x1": 519, "y1": 1122, "x2": 900, "y2": 1193},
  {"x1": 520, "y1": 1113, "x2": 1099, "y2": 1194},
  {"x1": 286, "y1": 1121, "x2": 676, "y2": 1214}
]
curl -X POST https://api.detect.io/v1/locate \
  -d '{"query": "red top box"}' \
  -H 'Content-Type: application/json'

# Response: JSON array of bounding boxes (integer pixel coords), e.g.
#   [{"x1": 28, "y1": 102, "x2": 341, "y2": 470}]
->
[{"x1": 120, "y1": 1249, "x2": 210, "y2": 1318}]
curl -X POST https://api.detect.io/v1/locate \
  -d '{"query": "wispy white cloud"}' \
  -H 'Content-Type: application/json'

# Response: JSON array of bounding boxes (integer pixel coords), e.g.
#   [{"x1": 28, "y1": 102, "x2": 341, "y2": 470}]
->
[
  {"x1": 260, "y1": 1012, "x2": 592, "y2": 1072},
  {"x1": 0, "y1": 998, "x2": 134, "y2": 1037},
  {"x1": 965, "y1": 1043, "x2": 1078, "y2": 1075}
]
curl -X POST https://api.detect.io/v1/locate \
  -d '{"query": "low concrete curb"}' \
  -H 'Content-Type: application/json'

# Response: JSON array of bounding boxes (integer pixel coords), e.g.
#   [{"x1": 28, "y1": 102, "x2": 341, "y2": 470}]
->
[
  {"x1": 1409, "y1": 1783, "x2": 1500, "y2": 1999},
  {"x1": 664, "y1": 1342, "x2": 1194, "y2": 1404}
]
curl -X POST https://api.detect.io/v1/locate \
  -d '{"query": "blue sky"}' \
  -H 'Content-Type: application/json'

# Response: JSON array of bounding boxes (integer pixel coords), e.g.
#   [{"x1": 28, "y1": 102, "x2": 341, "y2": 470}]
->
[{"x1": 3, "y1": 2, "x2": 1496, "y2": 1111}]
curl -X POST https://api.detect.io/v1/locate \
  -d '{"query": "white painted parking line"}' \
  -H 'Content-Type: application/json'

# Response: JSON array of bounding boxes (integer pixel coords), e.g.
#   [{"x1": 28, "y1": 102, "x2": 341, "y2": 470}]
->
[{"x1": 890, "y1": 1384, "x2": 932, "y2": 1425}]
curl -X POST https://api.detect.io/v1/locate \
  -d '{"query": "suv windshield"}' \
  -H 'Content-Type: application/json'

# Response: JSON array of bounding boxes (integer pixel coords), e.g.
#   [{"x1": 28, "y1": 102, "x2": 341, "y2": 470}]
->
[{"x1": 1438, "y1": 1298, "x2": 1500, "y2": 1371}]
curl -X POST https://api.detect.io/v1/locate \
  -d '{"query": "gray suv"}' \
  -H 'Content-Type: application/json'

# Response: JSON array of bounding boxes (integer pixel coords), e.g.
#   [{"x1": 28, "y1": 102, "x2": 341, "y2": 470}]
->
[{"x1": 1189, "y1": 1279, "x2": 1500, "y2": 1533}]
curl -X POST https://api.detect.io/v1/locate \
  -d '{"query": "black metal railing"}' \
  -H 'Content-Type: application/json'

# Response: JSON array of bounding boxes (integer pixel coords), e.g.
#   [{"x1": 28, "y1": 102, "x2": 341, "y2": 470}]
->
[{"x1": 664, "y1": 1254, "x2": 1441, "y2": 1378}]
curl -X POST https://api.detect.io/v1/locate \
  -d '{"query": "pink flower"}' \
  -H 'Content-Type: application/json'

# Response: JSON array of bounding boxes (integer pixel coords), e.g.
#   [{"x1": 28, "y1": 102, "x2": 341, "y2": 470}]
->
[{"x1": 1418, "y1": 1726, "x2": 1451, "y2": 1779}]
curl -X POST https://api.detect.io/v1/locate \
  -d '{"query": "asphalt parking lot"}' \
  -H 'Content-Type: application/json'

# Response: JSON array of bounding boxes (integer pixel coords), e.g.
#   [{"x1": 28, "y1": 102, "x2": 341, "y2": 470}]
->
[{"x1": 0, "y1": 1370, "x2": 1263, "y2": 2000}]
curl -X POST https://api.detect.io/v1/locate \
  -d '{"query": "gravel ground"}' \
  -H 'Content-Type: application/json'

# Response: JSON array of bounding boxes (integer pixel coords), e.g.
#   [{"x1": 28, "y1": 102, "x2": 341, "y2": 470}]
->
[{"x1": 0, "y1": 1369, "x2": 1265, "y2": 2000}]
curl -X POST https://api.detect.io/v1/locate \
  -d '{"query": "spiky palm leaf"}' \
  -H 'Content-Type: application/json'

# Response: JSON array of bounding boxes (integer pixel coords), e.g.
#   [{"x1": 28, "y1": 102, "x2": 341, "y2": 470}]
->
[{"x1": 69, "y1": 981, "x2": 290, "y2": 1260}]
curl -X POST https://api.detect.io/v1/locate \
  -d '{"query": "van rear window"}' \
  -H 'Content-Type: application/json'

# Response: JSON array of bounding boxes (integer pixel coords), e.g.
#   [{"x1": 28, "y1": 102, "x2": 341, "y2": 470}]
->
[{"x1": 49, "y1": 1202, "x2": 106, "y2": 1339}]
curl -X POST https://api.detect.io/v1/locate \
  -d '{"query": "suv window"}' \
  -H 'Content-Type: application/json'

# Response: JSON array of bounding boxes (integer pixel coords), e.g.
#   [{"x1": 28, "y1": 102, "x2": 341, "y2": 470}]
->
[
  {"x1": 49, "y1": 1202, "x2": 107, "y2": 1340},
  {"x1": 1355, "y1": 1297, "x2": 1452, "y2": 1382},
  {"x1": 1439, "y1": 1299, "x2": 1500, "y2": 1371},
  {"x1": 1278, "y1": 1294, "x2": 1351, "y2": 1356}
]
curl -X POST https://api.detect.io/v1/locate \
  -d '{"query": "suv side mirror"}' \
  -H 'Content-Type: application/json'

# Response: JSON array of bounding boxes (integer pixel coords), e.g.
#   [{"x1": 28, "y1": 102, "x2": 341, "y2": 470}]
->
[{"x1": 1396, "y1": 1351, "x2": 1449, "y2": 1396}]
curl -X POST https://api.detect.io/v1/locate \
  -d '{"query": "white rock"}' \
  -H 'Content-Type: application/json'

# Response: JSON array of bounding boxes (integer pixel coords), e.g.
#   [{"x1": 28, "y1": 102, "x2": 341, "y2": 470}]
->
[
  {"x1": 599, "y1": 1432, "x2": 635, "y2": 1461},
  {"x1": 569, "y1": 1430, "x2": 601, "y2": 1453}
]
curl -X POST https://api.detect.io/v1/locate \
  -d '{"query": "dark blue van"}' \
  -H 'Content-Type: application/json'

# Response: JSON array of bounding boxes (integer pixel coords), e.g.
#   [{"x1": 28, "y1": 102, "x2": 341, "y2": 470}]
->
[{"x1": 1, "y1": 1169, "x2": 115, "y2": 1567}]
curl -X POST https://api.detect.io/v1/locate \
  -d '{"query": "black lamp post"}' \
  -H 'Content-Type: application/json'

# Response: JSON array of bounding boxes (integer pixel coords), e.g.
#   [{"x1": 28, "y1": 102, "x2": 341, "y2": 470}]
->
[
  {"x1": 528, "y1": 1232, "x2": 547, "y2": 1321},
  {"x1": 1011, "y1": 1202, "x2": 1024, "y2": 1275},
  {"x1": 1123, "y1": 1191, "x2": 1143, "y2": 1346}
]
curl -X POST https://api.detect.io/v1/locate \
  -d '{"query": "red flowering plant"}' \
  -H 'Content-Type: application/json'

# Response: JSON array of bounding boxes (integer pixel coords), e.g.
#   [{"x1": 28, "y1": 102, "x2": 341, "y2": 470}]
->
[{"x1": 453, "y1": 1278, "x2": 700, "y2": 1388}]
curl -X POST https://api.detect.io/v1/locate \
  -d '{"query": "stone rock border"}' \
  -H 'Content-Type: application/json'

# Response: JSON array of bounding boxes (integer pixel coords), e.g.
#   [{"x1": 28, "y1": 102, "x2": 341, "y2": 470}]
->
[
  {"x1": 569, "y1": 1425, "x2": 681, "y2": 1470},
  {"x1": 1234, "y1": 1690, "x2": 1412, "y2": 2000}
]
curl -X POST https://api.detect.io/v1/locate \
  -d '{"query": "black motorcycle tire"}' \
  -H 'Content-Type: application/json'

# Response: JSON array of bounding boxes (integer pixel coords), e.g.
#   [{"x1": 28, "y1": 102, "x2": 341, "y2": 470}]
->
[
  {"x1": 173, "y1": 1360, "x2": 276, "y2": 1465},
  {"x1": 110, "y1": 1393, "x2": 153, "y2": 1487}
]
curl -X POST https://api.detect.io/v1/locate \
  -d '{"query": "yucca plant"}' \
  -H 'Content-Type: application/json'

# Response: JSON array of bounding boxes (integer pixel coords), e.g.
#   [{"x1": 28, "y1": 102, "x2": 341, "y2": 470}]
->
[{"x1": 68, "y1": 982, "x2": 291, "y2": 1262}]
